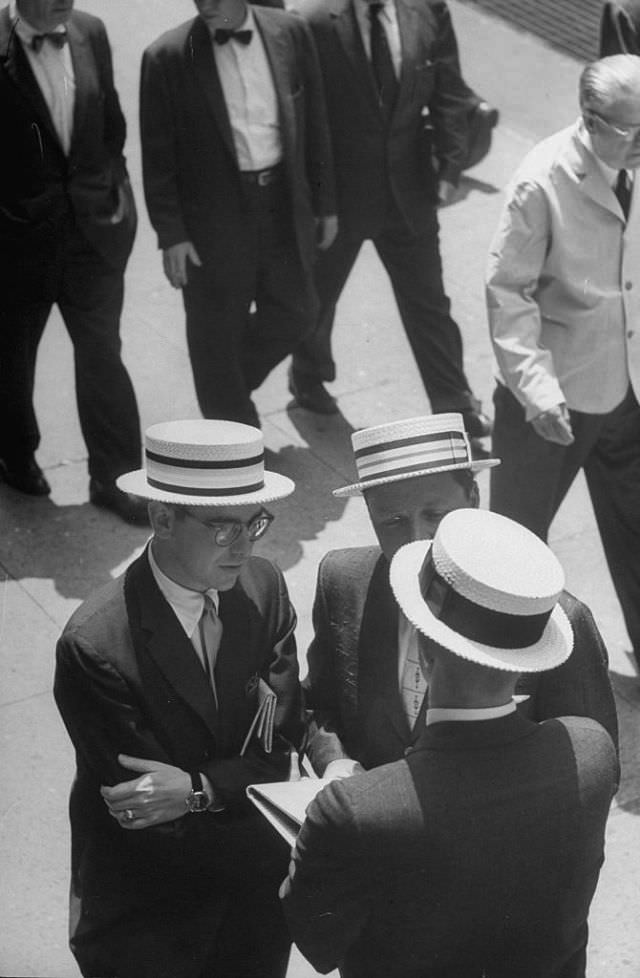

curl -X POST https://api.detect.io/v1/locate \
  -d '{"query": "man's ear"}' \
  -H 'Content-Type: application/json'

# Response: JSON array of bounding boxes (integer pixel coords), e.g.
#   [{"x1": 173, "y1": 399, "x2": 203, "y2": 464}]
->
[
  {"x1": 583, "y1": 112, "x2": 596, "y2": 133},
  {"x1": 149, "y1": 500, "x2": 174, "y2": 538}
]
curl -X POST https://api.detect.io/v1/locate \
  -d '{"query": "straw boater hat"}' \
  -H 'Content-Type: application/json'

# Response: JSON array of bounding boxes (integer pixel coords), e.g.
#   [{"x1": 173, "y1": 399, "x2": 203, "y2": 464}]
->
[
  {"x1": 117, "y1": 420, "x2": 294, "y2": 506},
  {"x1": 333, "y1": 413, "x2": 499, "y2": 498},
  {"x1": 390, "y1": 509, "x2": 573, "y2": 672}
]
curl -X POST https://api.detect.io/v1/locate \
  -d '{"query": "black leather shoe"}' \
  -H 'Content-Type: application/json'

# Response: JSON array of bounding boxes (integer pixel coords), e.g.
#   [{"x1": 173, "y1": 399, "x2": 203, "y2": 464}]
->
[
  {"x1": 1, "y1": 456, "x2": 51, "y2": 496},
  {"x1": 288, "y1": 369, "x2": 338, "y2": 415},
  {"x1": 89, "y1": 479, "x2": 149, "y2": 525},
  {"x1": 461, "y1": 407, "x2": 493, "y2": 439}
]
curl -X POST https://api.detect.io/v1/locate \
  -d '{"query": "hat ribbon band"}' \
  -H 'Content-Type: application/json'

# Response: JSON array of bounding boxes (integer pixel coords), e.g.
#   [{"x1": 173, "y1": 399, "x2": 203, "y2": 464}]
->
[
  {"x1": 419, "y1": 553, "x2": 552, "y2": 649},
  {"x1": 145, "y1": 448, "x2": 263, "y2": 469},
  {"x1": 146, "y1": 476, "x2": 265, "y2": 496}
]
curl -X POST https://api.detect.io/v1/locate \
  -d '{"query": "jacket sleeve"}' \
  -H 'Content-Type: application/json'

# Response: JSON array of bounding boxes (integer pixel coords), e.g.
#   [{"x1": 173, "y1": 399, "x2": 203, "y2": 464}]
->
[
  {"x1": 486, "y1": 176, "x2": 565, "y2": 419},
  {"x1": 303, "y1": 555, "x2": 353, "y2": 775},
  {"x1": 427, "y1": 1, "x2": 469, "y2": 185},
  {"x1": 297, "y1": 16, "x2": 337, "y2": 217},
  {"x1": 92, "y1": 19, "x2": 128, "y2": 180},
  {"x1": 140, "y1": 46, "x2": 190, "y2": 249},
  {"x1": 280, "y1": 780, "x2": 371, "y2": 973},
  {"x1": 524, "y1": 592, "x2": 619, "y2": 755}
]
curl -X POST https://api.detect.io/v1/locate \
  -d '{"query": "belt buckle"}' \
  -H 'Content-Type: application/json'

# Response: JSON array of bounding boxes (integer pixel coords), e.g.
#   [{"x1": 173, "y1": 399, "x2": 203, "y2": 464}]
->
[{"x1": 257, "y1": 169, "x2": 271, "y2": 187}]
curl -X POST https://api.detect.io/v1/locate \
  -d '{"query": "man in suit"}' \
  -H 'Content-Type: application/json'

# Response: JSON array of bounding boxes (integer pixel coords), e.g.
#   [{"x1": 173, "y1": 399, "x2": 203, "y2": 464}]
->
[
  {"x1": 0, "y1": 0, "x2": 145, "y2": 522},
  {"x1": 303, "y1": 413, "x2": 618, "y2": 780},
  {"x1": 283, "y1": 509, "x2": 618, "y2": 978},
  {"x1": 140, "y1": 0, "x2": 336, "y2": 428},
  {"x1": 287, "y1": 0, "x2": 491, "y2": 454},
  {"x1": 54, "y1": 419, "x2": 303, "y2": 978},
  {"x1": 487, "y1": 55, "x2": 640, "y2": 671}
]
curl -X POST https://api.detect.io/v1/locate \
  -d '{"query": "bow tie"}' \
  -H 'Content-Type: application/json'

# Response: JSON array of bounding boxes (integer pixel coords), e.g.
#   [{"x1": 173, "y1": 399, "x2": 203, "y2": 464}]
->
[
  {"x1": 31, "y1": 31, "x2": 67, "y2": 53},
  {"x1": 214, "y1": 28, "x2": 252, "y2": 46}
]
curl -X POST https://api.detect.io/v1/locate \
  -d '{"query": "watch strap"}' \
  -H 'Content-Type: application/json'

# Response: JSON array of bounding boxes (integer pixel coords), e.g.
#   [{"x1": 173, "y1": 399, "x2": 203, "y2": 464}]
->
[{"x1": 190, "y1": 770, "x2": 204, "y2": 793}]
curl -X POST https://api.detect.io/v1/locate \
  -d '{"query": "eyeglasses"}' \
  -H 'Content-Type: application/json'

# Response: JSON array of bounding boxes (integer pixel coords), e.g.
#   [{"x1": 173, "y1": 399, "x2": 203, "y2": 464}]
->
[
  {"x1": 588, "y1": 110, "x2": 640, "y2": 141},
  {"x1": 185, "y1": 508, "x2": 274, "y2": 546}
]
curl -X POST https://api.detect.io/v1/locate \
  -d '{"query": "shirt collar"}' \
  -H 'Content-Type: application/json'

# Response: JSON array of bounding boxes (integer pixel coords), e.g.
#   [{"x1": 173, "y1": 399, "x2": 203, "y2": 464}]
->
[
  {"x1": 148, "y1": 543, "x2": 219, "y2": 639},
  {"x1": 578, "y1": 119, "x2": 628, "y2": 186},
  {"x1": 426, "y1": 699, "x2": 518, "y2": 726}
]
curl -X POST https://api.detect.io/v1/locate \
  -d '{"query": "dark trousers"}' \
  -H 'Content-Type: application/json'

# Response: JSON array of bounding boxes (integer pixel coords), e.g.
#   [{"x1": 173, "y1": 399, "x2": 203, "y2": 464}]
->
[
  {"x1": 490, "y1": 383, "x2": 640, "y2": 661},
  {"x1": 0, "y1": 224, "x2": 141, "y2": 485},
  {"x1": 291, "y1": 204, "x2": 474, "y2": 412},
  {"x1": 183, "y1": 176, "x2": 316, "y2": 424}
]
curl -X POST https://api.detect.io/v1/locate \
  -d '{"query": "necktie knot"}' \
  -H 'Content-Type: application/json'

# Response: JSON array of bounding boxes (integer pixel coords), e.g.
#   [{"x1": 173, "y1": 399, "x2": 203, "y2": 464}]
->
[
  {"x1": 214, "y1": 28, "x2": 252, "y2": 46},
  {"x1": 31, "y1": 31, "x2": 67, "y2": 53}
]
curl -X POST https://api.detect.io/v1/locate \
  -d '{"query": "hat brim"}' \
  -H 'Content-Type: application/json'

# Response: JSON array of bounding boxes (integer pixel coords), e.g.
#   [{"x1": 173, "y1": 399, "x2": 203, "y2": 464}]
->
[
  {"x1": 116, "y1": 469, "x2": 295, "y2": 506},
  {"x1": 333, "y1": 458, "x2": 500, "y2": 498},
  {"x1": 390, "y1": 540, "x2": 573, "y2": 672}
]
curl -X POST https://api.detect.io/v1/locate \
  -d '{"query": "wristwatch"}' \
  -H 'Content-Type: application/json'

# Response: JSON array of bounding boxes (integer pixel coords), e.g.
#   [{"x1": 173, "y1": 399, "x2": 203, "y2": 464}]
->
[{"x1": 186, "y1": 771, "x2": 211, "y2": 813}]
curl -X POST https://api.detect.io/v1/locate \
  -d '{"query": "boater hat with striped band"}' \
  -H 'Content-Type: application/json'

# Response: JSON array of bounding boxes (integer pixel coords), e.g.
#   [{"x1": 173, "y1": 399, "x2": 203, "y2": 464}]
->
[
  {"x1": 390, "y1": 509, "x2": 573, "y2": 672},
  {"x1": 117, "y1": 420, "x2": 294, "y2": 506},
  {"x1": 333, "y1": 413, "x2": 499, "y2": 498}
]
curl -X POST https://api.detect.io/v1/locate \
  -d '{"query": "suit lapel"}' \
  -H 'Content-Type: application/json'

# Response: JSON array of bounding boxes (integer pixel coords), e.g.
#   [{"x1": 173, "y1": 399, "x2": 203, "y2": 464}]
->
[
  {"x1": 394, "y1": 0, "x2": 420, "y2": 113},
  {"x1": 253, "y1": 7, "x2": 294, "y2": 171},
  {"x1": 190, "y1": 16, "x2": 238, "y2": 165},
  {"x1": 330, "y1": 0, "x2": 380, "y2": 116},
  {"x1": 213, "y1": 584, "x2": 256, "y2": 752},
  {"x1": 564, "y1": 124, "x2": 623, "y2": 221},
  {"x1": 67, "y1": 16, "x2": 92, "y2": 157},
  {"x1": 361, "y1": 556, "x2": 411, "y2": 746},
  {"x1": 127, "y1": 553, "x2": 219, "y2": 737},
  {"x1": 0, "y1": 7, "x2": 62, "y2": 150}
]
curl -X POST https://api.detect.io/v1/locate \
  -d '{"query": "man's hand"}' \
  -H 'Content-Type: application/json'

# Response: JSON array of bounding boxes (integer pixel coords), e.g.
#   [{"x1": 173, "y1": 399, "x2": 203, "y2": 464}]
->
[
  {"x1": 315, "y1": 214, "x2": 338, "y2": 251},
  {"x1": 323, "y1": 758, "x2": 366, "y2": 780},
  {"x1": 530, "y1": 404, "x2": 574, "y2": 445},
  {"x1": 437, "y1": 180, "x2": 457, "y2": 207},
  {"x1": 162, "y1": 241, "x2": 202, "y2": 289},
  {"x1": 100, "y1": 754, "x2": 192, "y2": 830}
]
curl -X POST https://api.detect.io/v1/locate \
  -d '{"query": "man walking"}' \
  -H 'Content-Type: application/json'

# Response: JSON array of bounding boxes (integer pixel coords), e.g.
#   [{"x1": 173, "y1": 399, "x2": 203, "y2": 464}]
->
[
  {"x1": 287, "y1": 0, "x2": 491, "y2": 451},
  {"x1": 140, "y1": 0, "x2": 336, "y2": 428},
  {"x1": 0, "y1": 0, "x2": 144, "y2": 522},
  {"x1": 487, "y1": 55, "x2": 640, "y2": 670},
  {"x1": 55, "y1": 419, "x2": 303, "y2": 977},
  {"x1": 283, "y1": 509, "x2": 618, "y2": 977}
]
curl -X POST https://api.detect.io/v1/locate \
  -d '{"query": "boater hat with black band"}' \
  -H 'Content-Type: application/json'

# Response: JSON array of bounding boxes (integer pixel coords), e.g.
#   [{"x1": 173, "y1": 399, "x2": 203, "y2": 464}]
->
[
  {"x1": 333, "y1": 413, "x2": 499, "y2": 498},
  {"x1": 117, "y1": 420, "x2": 294, "y2": 506},
  {"x1": 390, "y1": 509, "x2": 573, "y2": 672}
]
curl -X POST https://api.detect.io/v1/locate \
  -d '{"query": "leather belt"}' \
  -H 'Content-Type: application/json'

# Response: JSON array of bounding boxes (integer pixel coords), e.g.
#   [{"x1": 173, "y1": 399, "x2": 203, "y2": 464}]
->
[{"x1": 240, "y1": 164, "x2": 283, "y2": 188}]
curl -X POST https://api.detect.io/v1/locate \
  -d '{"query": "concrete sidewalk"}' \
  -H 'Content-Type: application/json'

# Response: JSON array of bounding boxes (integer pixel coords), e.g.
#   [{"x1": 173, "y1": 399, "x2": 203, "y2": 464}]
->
[{"x1": 0, "y1": 2, "x2": 638, "y2": 975}]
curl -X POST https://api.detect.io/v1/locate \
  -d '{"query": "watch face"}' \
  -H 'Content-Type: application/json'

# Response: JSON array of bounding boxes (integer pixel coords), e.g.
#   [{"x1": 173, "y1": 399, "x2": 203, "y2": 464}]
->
[{"x1": 188, "y1": 790, "x2": 210, "y2": 813}]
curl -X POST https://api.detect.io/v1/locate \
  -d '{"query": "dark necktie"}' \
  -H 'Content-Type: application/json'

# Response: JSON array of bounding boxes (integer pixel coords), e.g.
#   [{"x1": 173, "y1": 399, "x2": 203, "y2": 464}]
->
[
  {"x1": 198, "y1": 595, "x2": 223, "y2": 706},
  {"x1": 368, "y1": 2, "x2": 398, "y2": 117},
  {"x1": 615, "y1": 168, "x2": 632, "y2": 221},
  {"x1": 31, "y1": 31, "x2": 67, "y2": 53},
  {"x1": 214, "y1": 28, "x2": 252, "y2": 46}
]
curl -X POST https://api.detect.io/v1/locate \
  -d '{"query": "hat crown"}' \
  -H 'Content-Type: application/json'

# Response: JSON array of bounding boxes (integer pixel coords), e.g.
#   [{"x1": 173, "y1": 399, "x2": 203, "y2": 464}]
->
[{"x1": 432, "y1": 509, "x2": 565, "y2": 616}]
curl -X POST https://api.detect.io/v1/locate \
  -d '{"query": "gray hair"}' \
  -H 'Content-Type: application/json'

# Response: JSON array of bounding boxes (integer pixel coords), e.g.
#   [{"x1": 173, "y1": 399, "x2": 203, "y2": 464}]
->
[{"x1": 580, "y1": 54, "x2": 640, "y2": 113}]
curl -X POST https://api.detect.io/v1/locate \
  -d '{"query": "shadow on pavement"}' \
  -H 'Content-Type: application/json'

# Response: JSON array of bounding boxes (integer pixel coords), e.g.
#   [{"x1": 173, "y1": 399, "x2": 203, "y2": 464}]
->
[{"x1": 0, "y1": 489, "x2": 148, "y2": 601}]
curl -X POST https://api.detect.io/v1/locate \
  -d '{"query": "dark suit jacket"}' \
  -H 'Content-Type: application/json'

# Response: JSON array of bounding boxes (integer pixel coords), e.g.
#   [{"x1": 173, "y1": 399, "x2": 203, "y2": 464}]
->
[
  {"x1": 282, "y1": 712, "x2": 618, "y2": 977},
  {"x1": 600, "y1": 0, "x2": 640, "y2": 54},
  {"x1": 140, "y1": 8, "x2": 335, "y2": 276},
  {"x1": 0, "y1": 6, "x2": 135, "y2": 281},
  {"x1": 303, "y1": 547, "x2": 619, "y2": 775},
  {"x1": 54, "y1": 550, "x2": 302, "y2": 978},
  {"x1": 298, "y1": 0, "x2": 467, "y2": 237}
]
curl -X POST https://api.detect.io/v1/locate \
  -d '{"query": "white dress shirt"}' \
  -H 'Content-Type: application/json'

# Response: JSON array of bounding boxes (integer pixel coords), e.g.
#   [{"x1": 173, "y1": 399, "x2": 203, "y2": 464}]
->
[
  {"x1": 353, "y1": 0, "x2": 402, "y2": 79},
  {"x1": 12, "y1": 0, "x2": 75, "y2": 154},
  {"x1": 212, "y1": 7, "x2": 281, "y2": 171},
  {"x1": 147, "y1": 543, "x2": 220, "y2": 673},
  {"x1": 427, "y1": 700, "x2": 517, "y2": 725}
]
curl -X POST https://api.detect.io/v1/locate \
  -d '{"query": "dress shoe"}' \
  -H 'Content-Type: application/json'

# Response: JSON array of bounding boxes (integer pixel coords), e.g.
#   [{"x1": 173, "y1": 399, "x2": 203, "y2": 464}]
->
[
  {"x1": 89, "y1": 479, "x2": 149, "y2": 525},
  {"x1": 1, "y1": 456, "x2": 51, "y2": 496},
  {"x1": 288, "y1": 369, "x2": 338, "y2": 415},
  {"x1": 461, "y1": 407, "x2": 493, "y2": 440}
]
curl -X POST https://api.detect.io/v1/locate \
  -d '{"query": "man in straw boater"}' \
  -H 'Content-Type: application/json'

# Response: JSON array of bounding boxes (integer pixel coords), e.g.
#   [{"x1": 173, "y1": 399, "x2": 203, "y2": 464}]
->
[
  {"x1": 282, "y1": 509, "x2": 619, "y2": 977},
  {"x1": 54, "y1": 420, "x2": 303, "y2": 978},
  {"x1": 302, "y1": 413, "x2": 617, "y2": 781}
]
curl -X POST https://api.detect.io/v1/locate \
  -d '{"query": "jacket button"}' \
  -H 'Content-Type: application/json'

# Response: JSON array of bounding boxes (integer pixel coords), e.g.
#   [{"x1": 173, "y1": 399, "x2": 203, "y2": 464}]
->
[
  {"x1": 404, "y1": 746, "x2": 412, "y2": 756},
  {"x1": 628, "y1": 330, "x2": 635, "y2": 338},
  {"x1": 625, "y1": 281, "x2": 633, "y2": 290}
]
